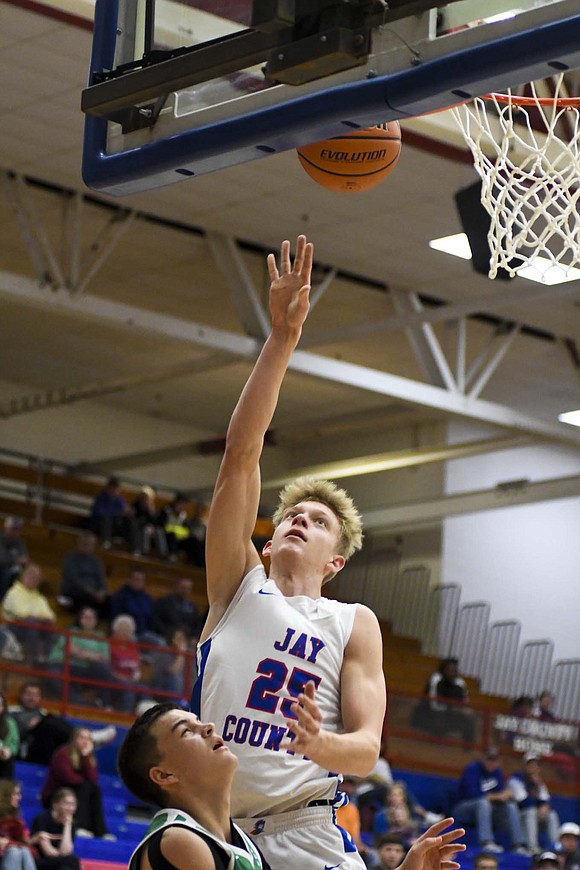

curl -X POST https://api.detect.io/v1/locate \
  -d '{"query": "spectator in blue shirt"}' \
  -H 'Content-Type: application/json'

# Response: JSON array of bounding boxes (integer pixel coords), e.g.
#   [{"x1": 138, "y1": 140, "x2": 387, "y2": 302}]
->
[
  {"x1": 89, "y1": 476, "x2": 139, "y2": 553},
  {"x1": 109, "y1": 567, "x2": 161, "y2": 648},
  {"x1": 452, "y1": 747, "x2": 527, "y2": 854}
]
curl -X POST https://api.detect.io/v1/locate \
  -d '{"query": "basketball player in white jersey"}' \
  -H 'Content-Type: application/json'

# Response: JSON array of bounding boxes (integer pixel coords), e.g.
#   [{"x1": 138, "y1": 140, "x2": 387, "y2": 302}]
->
[{"x1": 192, "y1": 235, "x2": 464, "y2": 870}]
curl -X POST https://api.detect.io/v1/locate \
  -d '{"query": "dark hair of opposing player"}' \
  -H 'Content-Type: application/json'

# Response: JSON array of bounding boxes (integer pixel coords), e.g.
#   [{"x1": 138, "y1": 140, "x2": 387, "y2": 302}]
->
[{"x1": 117, "y1": 702, "x2": 181, "y2": 807}]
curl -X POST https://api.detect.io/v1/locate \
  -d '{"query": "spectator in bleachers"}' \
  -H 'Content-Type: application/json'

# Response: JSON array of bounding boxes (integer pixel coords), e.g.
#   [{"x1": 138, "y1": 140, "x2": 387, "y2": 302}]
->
[
  {"x1": 8, "y1": 681, "x2": 116, "y2": 765},
  {"x1": 185, "y1": 500, "x2": 208, "y2": 567},
  {"x1": 47, "y1": 607, "x2": 115, "y2": 709},
  {"x1": 0, "y1": 693, "x2": 19, "y2": 779},
  {"x1": 88, "y1": 476, "x2": 139, "y2": 553},
  {"x1": 374, "y1": 782, "x2": 421, "y2": 846},
  {"x1": 109, "y1": 567, "x2": 159, "y2": 646},
  {"x1": 109, "y1": 614, "x2": 142, "y2": 713},
  {"x1": 1, "y1": 563, "x2": 56, "y2": 664},
  {"x1": 132, "y1": 486, "x2": 169, "y2": 560},
  {"x1": 508, "y1": 754, "x2": 559, "y2": 852},
  {"x1": 59, "y1": 532, "x2": 109, "y2": 619},
  {"x1": 536, "y1": 853, "x2": 560, "y2": 869},
  {"x1": 0, "y1": 779, "x2": 41, "y2": 870},
  {"x1": 148, "y1": 627, "x2": 192, "y2": 700},
  {"x1": 41, "y1": 728, "x2": 114, "y2": 841},
  {"x1": 411, "y1": 658, "x2": 475, "y2": 746},
  {"x1": 472, "y1": 852, "x2": 499, "y2": 870},
  {"x1": 375, "y1": 833, "x2": 407, "y2": 870},
  {"x1": 30, "y1": 787, "x2": 80, "y2": 870},
  {"x1": 452, "y1": 747, "x2": 528, "y2": 854},
  {"x1": 151, "y1": 576, "x2": 203, "y2": 645},
  {"x1": 557, "y1": 823, "x2": 580, "y2": 870},
  {"x1": 534, "y1": 692, "x2": 558, "y2": 723},
  {"x1": 158, "y1": 492, "x2": 195, "y2": 563},
  {"x1": 0, "y1": 517, "x2": 28, "y2": 600}
]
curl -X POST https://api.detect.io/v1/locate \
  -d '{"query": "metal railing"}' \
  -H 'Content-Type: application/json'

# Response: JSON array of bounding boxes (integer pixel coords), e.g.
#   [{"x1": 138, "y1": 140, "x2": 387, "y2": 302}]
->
[
  {"x1": 551, "y1": 659, "x2": 580, "y2": 721},
  {"x1": 448, "y1": 601, "x2": 491, "y2": 678},
  {"x1": 480, "y1": 620, "x2": 521, "y2": 695}
]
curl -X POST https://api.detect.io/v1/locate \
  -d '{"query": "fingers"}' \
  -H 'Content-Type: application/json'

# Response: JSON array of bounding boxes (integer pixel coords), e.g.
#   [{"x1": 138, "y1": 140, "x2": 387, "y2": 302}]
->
[{"x1": 267, "y1": 236, "x2": 311, "y2": 282}]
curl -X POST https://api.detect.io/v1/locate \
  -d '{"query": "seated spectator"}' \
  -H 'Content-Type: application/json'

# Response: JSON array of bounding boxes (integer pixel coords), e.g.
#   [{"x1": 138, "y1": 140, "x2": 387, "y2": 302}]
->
[
  {"x1": 557, "y1": 823, "x2": 580, "y2": 870},
  {"x1": 374, "y1": 782, "x2": 421, "y2": 846},
  {"x1": 376, "y1": 833, "x2": 407, "y2": 870},
  {"x1": 8, "y1": 681, "x2": 116, "y2": 765},
  {"x1": 132, "y1": 486, "x2": 168, "y2": 559},
  {"x1": 472, "y1": 852, "x2": 499, "y2": 870},
  {"x1": 30, "y1": 787, "x2": 80, "y2": 870},
  {"x1": 158, "y1": 492, "x2": 197, "y2": 563},
  {"x1": 88, "y1": 476, "x2": 138, "y2": 552},
  {"x1": 41, "y1": 728, "x2": 114, "y2": 840},
  {"x1": 0, "y1": 779, "x2": 44, "y2": 870},
  {"x1": 411, "y1": 657, "x2": 475, "y2": 745},
  {"x1": 452, "y1": 747, "x2": 527, "y2": 854},
  {"x1": 536, "y1": 853, "x2": 561, "y2": 870},
  {"x1": 0, "y1": 516, "x2": 28, "y2": 600},
  {"x1": 186, "y1": 501, "x2": 208, "y2": 567},
  {"x1": 59, "y1": 532, "x2": 109, "y2": 619},
  {"x1": 0, "y1": 692, "x2": 19, "y2": 779},
  {"x1": 151, "y1": 576, "x2": 203, "y2": 644},
  {"x1": 1, "y1": 562, "x2": 56, "y2": 663},
  {"x1": 109, "y1": 614, "x2": 142, "y2": 713},
  {"x1": 47, "y1": 607, "x2": 115, "y2": 708},
  {"x1": 534, "y1": 691, "x2": 558, "y2": 722},
  {"x1": 109, "y1": 567, "x2": 160, "y2": 646},
  {"x1": 149, "y1": 627, "x2": 194, "y2": 700},
  {"x1": 508, "y1": 754, "x2": 559, "y2": 851}
]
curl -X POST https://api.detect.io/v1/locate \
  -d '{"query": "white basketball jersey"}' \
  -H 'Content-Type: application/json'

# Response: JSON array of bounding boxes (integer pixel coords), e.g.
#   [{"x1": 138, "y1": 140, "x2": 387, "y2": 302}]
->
[{"x1": 191, "y1": 564, "x2": 357, "y2": 818}]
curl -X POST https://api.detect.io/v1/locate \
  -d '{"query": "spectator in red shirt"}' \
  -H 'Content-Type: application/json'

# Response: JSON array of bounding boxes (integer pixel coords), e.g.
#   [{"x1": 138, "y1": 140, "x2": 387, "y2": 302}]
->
[
  {"x1": 109, "y1": 614, "x2": 142, "y2": 713},
  {"x1": 41, "y1": 727, "x2": 113, "y2": 840}
]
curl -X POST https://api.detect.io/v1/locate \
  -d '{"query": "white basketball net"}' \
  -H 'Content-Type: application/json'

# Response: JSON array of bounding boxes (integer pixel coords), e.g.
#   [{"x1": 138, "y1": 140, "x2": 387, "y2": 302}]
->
[{"x1": 452, "y1": 75, "x2": 580, "y2": 280}]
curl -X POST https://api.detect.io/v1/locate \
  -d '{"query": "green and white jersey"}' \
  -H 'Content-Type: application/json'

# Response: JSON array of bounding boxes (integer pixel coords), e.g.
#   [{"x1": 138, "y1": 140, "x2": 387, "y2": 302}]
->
[{"x1": 129, "y1": 808, "x2": 267, "y2": 870}]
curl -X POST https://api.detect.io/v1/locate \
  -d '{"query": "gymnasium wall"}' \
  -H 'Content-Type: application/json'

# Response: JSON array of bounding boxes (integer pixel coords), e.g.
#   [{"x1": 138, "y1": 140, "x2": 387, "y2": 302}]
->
[{"x1": 442, "y1": 420, "x2": 580, "y2": 663}]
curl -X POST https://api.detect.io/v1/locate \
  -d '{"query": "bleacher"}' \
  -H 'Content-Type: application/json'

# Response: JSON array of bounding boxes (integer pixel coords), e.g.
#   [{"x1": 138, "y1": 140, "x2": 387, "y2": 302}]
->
[{"x1": 1, "y1": 451, "x2": 579, "y2": 868}]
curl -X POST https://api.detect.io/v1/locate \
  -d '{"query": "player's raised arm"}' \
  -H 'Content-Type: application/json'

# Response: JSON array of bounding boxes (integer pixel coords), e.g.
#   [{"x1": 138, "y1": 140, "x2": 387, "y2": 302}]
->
[{"x1": 203, "y1": 236, "x2": 314, "y2": 624}]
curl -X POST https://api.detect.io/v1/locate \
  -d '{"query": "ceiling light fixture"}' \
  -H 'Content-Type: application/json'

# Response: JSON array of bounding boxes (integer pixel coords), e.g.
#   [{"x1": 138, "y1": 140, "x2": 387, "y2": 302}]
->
[
  {"x1": 430, "y1": 234, "x2": 580, "y2": 285},
  {"x1": 559, "y1": 410, "x2": 580, "y2": 428}
]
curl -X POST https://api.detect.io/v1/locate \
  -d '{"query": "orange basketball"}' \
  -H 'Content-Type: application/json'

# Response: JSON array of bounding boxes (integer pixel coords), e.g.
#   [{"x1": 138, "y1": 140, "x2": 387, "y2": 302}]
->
[{"x1": 296, "y1": 122, "x2": 402, "y2": 194}]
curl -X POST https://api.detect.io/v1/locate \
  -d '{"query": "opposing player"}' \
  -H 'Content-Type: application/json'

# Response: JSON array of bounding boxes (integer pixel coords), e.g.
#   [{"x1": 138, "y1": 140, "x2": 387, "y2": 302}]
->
[
  {"x1": 118, "y1": 704, "x2": 464, "y2": 870},
  {"x1": 118, "y1": 702, "x2": 271, "y2": 870}
]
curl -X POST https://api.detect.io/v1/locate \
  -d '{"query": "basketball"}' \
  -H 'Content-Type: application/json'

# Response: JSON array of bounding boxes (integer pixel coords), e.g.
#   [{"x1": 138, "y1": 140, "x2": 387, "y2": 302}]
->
[{"x1": 296, "y1": 122, "x2": 402, "y2": 194}]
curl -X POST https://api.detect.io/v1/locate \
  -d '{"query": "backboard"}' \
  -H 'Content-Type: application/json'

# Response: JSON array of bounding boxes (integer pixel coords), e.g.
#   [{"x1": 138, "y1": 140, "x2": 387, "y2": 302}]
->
[{"x1": 81, "y1": 0, "x2": 580, "y2": 195}]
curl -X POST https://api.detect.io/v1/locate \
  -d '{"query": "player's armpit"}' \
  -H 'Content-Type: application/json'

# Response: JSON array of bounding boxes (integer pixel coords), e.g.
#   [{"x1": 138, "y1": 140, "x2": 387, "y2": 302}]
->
[{"x1": 155, "y1": 827, "x2": 216, "y2": 870}]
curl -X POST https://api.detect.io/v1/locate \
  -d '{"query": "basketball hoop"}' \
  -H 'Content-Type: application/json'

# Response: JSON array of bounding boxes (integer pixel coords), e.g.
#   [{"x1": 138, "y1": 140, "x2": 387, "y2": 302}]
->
[{"x1": 452, "y1": 74, "x2": 580, "y2": 281}]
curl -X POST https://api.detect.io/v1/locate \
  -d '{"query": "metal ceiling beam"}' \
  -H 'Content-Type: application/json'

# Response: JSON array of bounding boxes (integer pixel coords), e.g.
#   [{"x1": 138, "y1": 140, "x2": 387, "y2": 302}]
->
[
  {"x1": 390, "y1": 288, "x2": 457, "y2": 390},
  {"x1": 206, "y1": 231, "x2": 270, "y2": 339},
  {"x1": 0, "y1": 349, "x2": 234, "y2": 419},
  {"x1": 261, "y1": 433, "x2": 533, "y2": 490},
  {"x1": 301, "y1": 280, "x2": 580, "y2": 348},
  {"x1": 362, "y1": 472, "x2": 580, "y2": 532},
  {"x1": 1, "y1": 268, "x2": 580, "y2": 446}
]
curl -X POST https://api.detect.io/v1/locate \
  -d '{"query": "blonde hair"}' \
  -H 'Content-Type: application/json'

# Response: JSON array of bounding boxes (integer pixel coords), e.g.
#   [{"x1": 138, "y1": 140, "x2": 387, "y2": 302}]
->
[{"x1": 272, "y1": 477, "x2": 363, "y2": 561}]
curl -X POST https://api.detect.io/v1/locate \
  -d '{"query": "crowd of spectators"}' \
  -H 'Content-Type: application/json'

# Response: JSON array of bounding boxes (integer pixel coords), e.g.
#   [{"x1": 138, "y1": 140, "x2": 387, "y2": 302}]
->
[
  {"x1": 0, "y1": 506, "x2": 203, "y2": 715},
  {"x1": 87, "y1": 478, "x2": 207, "y2": 565}
]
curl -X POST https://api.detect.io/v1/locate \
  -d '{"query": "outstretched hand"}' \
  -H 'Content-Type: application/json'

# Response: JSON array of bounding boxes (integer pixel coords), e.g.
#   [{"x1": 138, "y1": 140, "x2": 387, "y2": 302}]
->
[
  {"x1": 401, "y1": 819, "x2": 466, "y2": 870},
  {"x1": 281, "y1": 680, "x2": 323, "y2": 756},
  {"x1": 267, "y1": 235, "x2": 313, "y2": 334}
]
